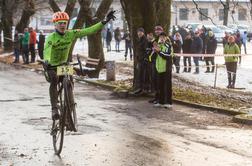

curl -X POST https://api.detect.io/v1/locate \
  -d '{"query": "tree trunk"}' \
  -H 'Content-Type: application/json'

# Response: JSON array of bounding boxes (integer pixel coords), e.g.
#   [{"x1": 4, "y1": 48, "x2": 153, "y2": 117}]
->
[
  {"x1": 49, "y1": 0, "x2": 61, "y2": 12},
  {"x1": 15, "y1": 0, "x2": 36, "y2": 33},
  {"x1": 120, "y1": 0, "x2": 171, "y2": 89},
  {"x1": 223, "y1": 0, "x2": 229, "y2": 26},
  {"x1": 69, "y1": 0, "x2": 113, "y2": 78},
  {"x1": 1, "y1": 2, "x2": 14, "y2": 51}
]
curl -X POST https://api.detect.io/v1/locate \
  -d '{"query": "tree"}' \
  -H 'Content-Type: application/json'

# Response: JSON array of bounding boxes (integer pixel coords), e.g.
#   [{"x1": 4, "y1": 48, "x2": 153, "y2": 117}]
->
[
  {"x1": 220, "y1": 0, "x2": 230, "y2": 26},
  {"x1": 78, "y1": 0, "x2": 113, "y2": 78},
  {"x1": 120, "y1": 0, "x2": 171, "y2": 89},
  {"x1": 0, "y1": 0, "x2": 19, "y2": 51},
  {"x1": 15, "y1": 0, "x2": 36, "y2": 33}
]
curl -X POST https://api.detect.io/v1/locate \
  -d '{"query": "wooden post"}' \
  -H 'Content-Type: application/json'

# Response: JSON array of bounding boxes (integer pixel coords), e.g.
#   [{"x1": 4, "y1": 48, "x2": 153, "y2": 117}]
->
[{"x1": 214, "y1": 64, "x2": 218, "y2": 88}]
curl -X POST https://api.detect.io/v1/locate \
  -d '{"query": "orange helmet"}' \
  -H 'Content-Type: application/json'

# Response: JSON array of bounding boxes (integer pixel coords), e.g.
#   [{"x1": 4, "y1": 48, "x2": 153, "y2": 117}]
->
[{"x1": 52, "y1": 11, "x2": 69, "y2": 23}]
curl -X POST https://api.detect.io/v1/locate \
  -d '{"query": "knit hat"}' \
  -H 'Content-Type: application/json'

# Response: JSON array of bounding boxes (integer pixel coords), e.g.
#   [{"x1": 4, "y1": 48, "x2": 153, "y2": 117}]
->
[
  {"x1": 154, "y1": 26, "x2": 164, "y2": 32},
  {"x1": 137, "y1": 27, "x2": 145, "y2": 33}
]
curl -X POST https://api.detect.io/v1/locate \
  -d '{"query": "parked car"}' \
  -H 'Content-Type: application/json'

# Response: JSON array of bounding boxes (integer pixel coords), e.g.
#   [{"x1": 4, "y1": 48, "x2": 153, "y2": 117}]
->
[
  {"x1": 186, "y1": 23, "x2": 203, "y2": 32},
  {"x1": 216, "y1": 25, "x2": 235, "y2": 34},
  {"x1": 204, "y1": 25, "x2": 225, "y2": 43}
]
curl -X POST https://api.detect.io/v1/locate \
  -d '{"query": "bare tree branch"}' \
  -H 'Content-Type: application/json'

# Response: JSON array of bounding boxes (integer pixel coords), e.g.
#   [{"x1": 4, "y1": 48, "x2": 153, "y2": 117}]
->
[{"x1": 192, "y1": 0, "x2": 216, "y2": 25}]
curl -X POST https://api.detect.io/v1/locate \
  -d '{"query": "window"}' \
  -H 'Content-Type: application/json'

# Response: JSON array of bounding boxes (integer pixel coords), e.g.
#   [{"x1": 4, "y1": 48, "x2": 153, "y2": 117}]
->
[
  {"x1": 238, "y1": 9, "x2": 247, "y2": 20},
  {"x1": 219, "y1": 9, "x2": 224, "y2": 21},
  {"x1": 40, "y1": 18, "x2": 53, "y2": 26},
  {"x1": 179, "y1": 8, "x2": 189, "y2": 20},
  {"x1": 199, "y1": 8, "x2": 208, "y2": 21}
]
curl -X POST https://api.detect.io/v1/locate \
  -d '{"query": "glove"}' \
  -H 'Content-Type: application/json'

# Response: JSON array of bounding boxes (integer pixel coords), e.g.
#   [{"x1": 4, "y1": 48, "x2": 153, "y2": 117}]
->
[{"x1": 102, "y1": 10, "x2": 116, "y2": 25}]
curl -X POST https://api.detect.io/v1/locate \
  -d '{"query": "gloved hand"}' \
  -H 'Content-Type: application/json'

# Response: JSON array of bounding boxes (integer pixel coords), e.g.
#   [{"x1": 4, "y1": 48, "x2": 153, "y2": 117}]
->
[{"x1": 102, "y1": 10, "x2": 116, "y2": 25}]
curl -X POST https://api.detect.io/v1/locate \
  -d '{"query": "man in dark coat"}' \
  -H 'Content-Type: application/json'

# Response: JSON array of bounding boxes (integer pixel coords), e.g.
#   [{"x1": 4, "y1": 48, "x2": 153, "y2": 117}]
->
[
  {"x1": 205, "y1": 31, "x2": 217, "y2": 73},
  {"x1": 182, "y1": 33, "x2": 192, "y2": 72},
  {"x1": 191, "y1": 31, "x2": 203, "y2": 74},
  {"x1": 132, "y1": 27, "x2": 148, "y2": 94},
  {"x1": 38, "y1": 30, "x2": 45, "y2": 59},
  {"x1": 106, "y1": 28, "x2": 112, "y2": 52}
]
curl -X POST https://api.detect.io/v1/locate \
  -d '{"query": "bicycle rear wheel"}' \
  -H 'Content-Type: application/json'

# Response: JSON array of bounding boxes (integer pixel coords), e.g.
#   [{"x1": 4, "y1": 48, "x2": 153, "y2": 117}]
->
[{"x1": 52, "y1": 83, "x2": 66, "y2": 155}]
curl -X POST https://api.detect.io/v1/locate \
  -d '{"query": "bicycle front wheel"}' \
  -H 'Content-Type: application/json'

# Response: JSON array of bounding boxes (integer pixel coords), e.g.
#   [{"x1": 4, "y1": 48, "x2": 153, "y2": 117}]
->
[{"x1": 52, "y1": 83, "x2": 66, "y2": 155}]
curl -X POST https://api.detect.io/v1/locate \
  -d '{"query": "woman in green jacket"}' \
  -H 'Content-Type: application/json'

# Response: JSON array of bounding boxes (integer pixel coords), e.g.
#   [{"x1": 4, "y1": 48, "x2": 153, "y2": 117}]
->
[{"x1": 224, "y1": 36, "x2": 240, "y2": 89}]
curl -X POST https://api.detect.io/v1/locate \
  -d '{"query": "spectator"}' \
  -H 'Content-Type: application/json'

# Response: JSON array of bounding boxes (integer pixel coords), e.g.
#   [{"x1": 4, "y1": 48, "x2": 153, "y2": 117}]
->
[
  {"x1": 146, "y1": 32, "x2": 155, "y2": 92},
  {"x1": 21, "y1": 28, "x2": 30, "y2": 64},
  {"x1": 13, "y1": 30, "x2": 21, "y2": 63},
  {"x1": 106, "y1": 28, "x2": 112, "y2": 52},
  {"x1": 148, "y1": 26, "x2": 164, "y2": 104},
  {"x1": 224, "y1": 36, "x2": 240, "y2": 89},
  {"x1": 242, "y1": 31, "x2": 247, "y2": 55},
  {"x1": 205, "y1": 31, "x2": 217, "y2": 73},
  {"x1": 114, "y1": 27, "x2": 121, "y2": 52},
  {"x1": 200, "y1": 26, "x2": 207, "y2": 60},
  {"x1": 172, "y1": 32, "x2": 182, "y2": 73},
  {"x1": 122, "y1": 30, "x2": 132, "y2": 60},
  {"x1": 153, "y1": 32, "x2": 172, "y2": 108},
  {"x1": 38, "y1": 30, "x2": 45, "y2": 59},
  {"x1": 182, "y1": 33, "x2": 192, "y2": 72},
  {"x1": 132, "y1": 27, "x2": 148, "y2": 95},
  {"x1": 29, "y1": 27, "x2": 37, "y2": 63},
  {"x1": 235, "y1": 31, "x2": 242, "y2": 64},
  {"x1": 223, "y1": 31, "x2": 230, "y2": 47},
  {"x1": 191, "y1": 31, "x2": 203, "y2": 74}
]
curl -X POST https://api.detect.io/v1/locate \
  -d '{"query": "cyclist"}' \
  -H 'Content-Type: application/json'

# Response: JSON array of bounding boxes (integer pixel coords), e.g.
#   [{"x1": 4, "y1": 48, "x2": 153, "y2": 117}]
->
[{"x1": 44, "y1": 11, "x2": 116, "y2": 120}]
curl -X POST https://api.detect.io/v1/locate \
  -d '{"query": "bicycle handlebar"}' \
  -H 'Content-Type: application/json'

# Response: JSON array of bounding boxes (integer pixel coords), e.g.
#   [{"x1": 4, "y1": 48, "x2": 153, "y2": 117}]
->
[{"x1": 37, "y1": 55, "x2": 84, "y2": 75}]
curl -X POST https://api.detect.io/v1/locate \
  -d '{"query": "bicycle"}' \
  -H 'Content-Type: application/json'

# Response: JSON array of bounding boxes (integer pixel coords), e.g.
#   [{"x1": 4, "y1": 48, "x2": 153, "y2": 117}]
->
[{"x1": 38, "y1": 56, "x2": 83, "y2": 155}]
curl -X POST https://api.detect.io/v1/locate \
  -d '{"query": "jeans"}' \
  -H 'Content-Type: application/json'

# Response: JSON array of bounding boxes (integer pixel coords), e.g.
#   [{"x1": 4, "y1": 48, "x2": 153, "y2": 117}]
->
[
  {"x1": 14, "y1": 48, "x2": 20, "y2": 62},
  {"x1": 22, "y1": 44, "x2": 29, "y2": 64},
  {"x1": 173, "y1": 56, "x2": 181, "y2": 73},
  {"x1": 29, "y1": 44, "x2": 36, "y2": 63},
  {"x1": 193, "y1": 57, "x2": 200, "y2": 73},
  {"x1": 205, "y1": 57, "x2": 215, "y2": 72},
  {"x1": 115, "y1": 40, "x2": 120, "y2": 52},
  {"x1": 125, "y1": 43, "x2": 132, "y2": 59},
  {"x1": 183, "y1": 57, "x2": 191, "y2": 72}
]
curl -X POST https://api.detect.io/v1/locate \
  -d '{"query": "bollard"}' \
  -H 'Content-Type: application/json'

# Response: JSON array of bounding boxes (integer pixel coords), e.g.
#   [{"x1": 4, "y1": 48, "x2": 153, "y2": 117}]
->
[
  {"x1": 106, "y1": 61, "x2": 116, "y2": 81},
  {"x1": 214, "y1": 64, "x2": 218, "y2": 88}
]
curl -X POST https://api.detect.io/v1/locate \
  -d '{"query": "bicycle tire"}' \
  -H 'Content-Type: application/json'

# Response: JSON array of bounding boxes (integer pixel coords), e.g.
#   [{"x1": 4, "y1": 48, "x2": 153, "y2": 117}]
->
[
  {"x1": 64, "y1": 80, "x2": 77, "y2": 132},
  {"x1": 52, "y1": 82, "x2": 66, "y2": 155}
]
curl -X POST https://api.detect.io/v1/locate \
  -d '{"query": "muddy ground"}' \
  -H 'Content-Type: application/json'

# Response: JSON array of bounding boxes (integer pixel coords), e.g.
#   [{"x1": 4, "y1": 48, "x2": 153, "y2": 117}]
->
[{"x1": 0, "y1": 63, "x2": 252, "y2": 166}]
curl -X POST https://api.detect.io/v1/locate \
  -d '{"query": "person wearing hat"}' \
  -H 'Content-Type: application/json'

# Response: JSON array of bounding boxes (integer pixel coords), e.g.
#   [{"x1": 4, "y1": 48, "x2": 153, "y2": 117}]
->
[
  {"x1": 191, "y1": 30, "x2": 203, "y2": 74},
  {"x1": 131, "y1": 27, "x2": 148, "y2": 95},
  {"x1": 205, "y1": 30, "x2": 217, "y2": 73},
  {"x1": 38, "y1": 30, "x2": 45, "y2": 59},
  {"x1": 224, "y1": 36, "x2": 240, "y2": 89},
  {"x1": 43, "y1": 11, "x2": 116, "y2": 120},
  {"x1": 153, "y1": 32, "x2": 173, "y2": 108}
]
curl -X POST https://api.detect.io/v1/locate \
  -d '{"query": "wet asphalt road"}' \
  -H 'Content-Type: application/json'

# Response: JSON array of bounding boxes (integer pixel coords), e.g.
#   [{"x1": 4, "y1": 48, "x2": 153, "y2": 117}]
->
[{"x1": 0, "y1": 63, "x2": 252, "y2": 166}]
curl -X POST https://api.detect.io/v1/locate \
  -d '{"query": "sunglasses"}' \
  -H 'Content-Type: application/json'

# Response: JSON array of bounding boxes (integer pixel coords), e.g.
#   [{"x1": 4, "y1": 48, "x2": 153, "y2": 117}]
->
[{"x1": 56, "y1": 21, "x2": 67, "y2": 25}]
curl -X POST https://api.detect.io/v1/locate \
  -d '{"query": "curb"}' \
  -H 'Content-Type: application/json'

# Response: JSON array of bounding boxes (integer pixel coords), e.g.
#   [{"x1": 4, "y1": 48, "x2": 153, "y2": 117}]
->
[
  {"x1": 1, "y1": 59, "x2": 252, "y2": 125},
  {"x1": 233, "y1": 114, "x2": 252, "y2": 125}
]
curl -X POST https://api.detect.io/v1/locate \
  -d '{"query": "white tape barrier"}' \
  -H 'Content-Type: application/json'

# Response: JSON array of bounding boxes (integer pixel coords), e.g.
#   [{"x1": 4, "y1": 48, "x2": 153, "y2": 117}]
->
[{"x1": 175, "y1": 53, "x2": 251, "y2": 57}]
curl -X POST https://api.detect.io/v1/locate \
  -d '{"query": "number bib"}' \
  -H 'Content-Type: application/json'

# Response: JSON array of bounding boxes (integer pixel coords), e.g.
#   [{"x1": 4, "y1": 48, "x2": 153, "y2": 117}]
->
[{"x1": 57, "y1": 65, "x2": 74, "y2": 76}]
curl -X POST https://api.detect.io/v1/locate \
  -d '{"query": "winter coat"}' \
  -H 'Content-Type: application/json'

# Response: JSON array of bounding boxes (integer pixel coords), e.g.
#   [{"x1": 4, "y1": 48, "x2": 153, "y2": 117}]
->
[
  {"x1": 122, "y1": 33, "x2": 131, "y2": 45},
  {"x1": 29, "y1": 31, "x2": 37, "y2": 45},
  {"x1": 191, "y1": 36, "x2": 203, "y2": 54},
  {"x1": 114, "y1": 29, "x2": 121, "y2": 41},
  {"x1": 38, "y1": 34, "x2": 45, "y2": 51},
  {"x1": 21, "y1": 32, "x2": 30, "y2": 46},
  {"x1": 182, "y1": 38, "x2": 192, "y2": 54},
  {"x1": 224, "y1": 43, "x2": 240, "y2": 62},
  {"x1": 172, "y1": 40, "x2": 182, "y2": 53},
  {"x1": 137, "y1": 35, "x2": 148, "y2": 62},
  {"x1": 155, "y1": 42, "x2": 172, "y2": 73},
  {"x1": 106, "y1": 31, "x2": 112, "y2": 43},
  {"x1": 206, "y1": 36, "x2": 217, "y2": 54},
  {"x1": 13, "y1": 33, "x2": 20, "y2": 50}
]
